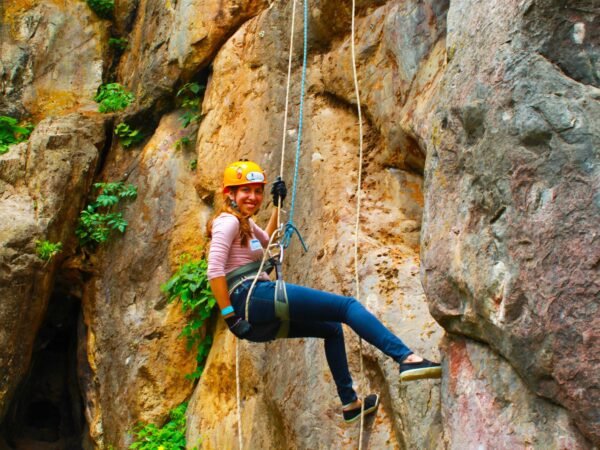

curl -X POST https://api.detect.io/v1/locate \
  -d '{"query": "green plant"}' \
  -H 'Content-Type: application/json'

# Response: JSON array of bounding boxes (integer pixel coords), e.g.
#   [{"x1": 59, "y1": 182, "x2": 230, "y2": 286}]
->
[
  {"x1": 189, "y1": 159, "x2": 197, "y2": 171},
  {"x1": 130, "y1": 403, "x2": 187, "y2": 450},
  {"x1": 108, "y1": 37, "x2": 128, "y2": 51},
  {"x1": 115, "y1": 123, "x2": 144, "y2": 148},
  {"x1": 76, "y1": 182, "x2": 137, "y2": 248},
  {"x1": 176, "y1": 83, "x2": 205, "y2": 128},
  {"x1": 94, "y1": 83, "x2": 134, "y2": 113},
  {"x1": 86, "y1": 0, "x2": 114, "y2": 18},
  {"x1": 161, "y1": 255, "x2": 216, "y2": 379},
  {"x1": 0, "y1": 116, "x2": 33, "y2": 155},
  {"x1": 35, "y1": 240, "x2": 62, "y2": 261},
  {"x1": 173, "y1": 136, "x2": 190, "y2": 151}
]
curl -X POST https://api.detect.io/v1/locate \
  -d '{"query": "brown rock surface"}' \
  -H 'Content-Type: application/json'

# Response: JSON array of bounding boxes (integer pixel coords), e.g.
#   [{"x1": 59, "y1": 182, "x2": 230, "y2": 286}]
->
[
  {"x1": 189, "y1": 3, "x2": 443, "y2": 448},
  {"x1": 0, "y1": 114, "x2": 105, "y2": 421},
  {"x1": 0, "y1": 0, "x2": 108, "y2": 118},
  {"x1": 118, "y1": 0, "x2": 269, "y2": 114},
  {"x1": 80, "y1": 111, "x2": 207, "y2": 448}
]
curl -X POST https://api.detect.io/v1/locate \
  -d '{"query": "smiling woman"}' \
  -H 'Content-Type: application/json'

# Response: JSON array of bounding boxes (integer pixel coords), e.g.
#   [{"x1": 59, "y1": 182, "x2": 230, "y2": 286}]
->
[{"x1": 206, "y1": 160, "x2": 441, "y2": 424}]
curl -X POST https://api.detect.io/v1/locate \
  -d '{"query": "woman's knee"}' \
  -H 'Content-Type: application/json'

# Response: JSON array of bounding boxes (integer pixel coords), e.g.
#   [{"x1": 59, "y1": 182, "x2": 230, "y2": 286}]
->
[{"x1": 324, "y1": 322, "x2": 344, "y2": 338}]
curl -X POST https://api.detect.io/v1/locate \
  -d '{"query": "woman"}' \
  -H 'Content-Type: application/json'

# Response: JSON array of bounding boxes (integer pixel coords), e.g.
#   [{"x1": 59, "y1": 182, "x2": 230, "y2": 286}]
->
[{"x1": 207, "y1": 160, "x2": 441, "y2": 423}]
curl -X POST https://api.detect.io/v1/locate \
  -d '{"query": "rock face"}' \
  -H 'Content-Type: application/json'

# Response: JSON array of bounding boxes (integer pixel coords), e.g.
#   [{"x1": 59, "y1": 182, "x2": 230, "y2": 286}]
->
[
  {"x1": 80, "y1": 112, "x2": 207, "y2": 449},
  {"x1": 441, "y1": 335, "x2": 591, "y2": 449},
  {"x1": 419, "y1": 0, "x2": 600, "y2": 442},
  {"x1": 0, "y1": 0, "x2": 597, "y2": 448},
  {"x1": 0, "y1": 114, "x2": 105, "y2": 421},
  {"x1": 0, "y1": 0, "x2": 108, "y2": 118},
  {"x1": 188, "y1": 1, "x2": 447, "y2": 448},
  {"x1": 117, "y1": 0, "x2": 268, "y2": 115}
]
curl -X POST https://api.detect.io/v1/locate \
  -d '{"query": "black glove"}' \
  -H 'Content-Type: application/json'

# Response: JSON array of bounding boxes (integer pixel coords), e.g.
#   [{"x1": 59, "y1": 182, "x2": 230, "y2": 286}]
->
[
  {"x1": 225, "y1": 315, "x2": 252, "y2": 339},
  {"x1": 271, "y1": 177, "x2": 287, "y2": 206}
]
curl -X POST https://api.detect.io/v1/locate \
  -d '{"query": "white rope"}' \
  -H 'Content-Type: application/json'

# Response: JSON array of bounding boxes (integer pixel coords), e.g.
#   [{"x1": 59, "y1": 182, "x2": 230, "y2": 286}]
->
[
  {"x1": 235, "y1": 0, "x2": 298, "y2": 447},
  {"x1": 235, "y1": 340, "x2": 243, "y2": 450},
  {"x1": 350, "y1": 0, "x2": 366, "y2": 447}
]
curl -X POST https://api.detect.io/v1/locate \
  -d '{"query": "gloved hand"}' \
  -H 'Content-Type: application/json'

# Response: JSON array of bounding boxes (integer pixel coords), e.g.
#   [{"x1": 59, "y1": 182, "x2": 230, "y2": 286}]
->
[
  {"x1": 225, "y1": 315, "x2": 252, "y2": 339},
  {"x1": 271, "y1": 177, "x2": 287, "y2": 206}
]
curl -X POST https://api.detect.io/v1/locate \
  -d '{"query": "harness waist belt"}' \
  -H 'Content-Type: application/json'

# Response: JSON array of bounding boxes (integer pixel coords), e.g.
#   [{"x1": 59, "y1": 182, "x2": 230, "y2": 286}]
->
[{"x1": 226, "y1": 260, "x2": 274, "y2": 294}]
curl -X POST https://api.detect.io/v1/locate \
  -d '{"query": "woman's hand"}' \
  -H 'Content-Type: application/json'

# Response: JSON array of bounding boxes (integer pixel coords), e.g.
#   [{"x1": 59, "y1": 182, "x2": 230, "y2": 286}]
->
[
  {"x1": 225, "y1": 315, "x2": 252, "y2": 339},
  {"x1": 209, "y1": 277, "x2": 252, "y2": 339},
  {"x1": 271, "y1": 177, "x2": 287, "y2": 206}
]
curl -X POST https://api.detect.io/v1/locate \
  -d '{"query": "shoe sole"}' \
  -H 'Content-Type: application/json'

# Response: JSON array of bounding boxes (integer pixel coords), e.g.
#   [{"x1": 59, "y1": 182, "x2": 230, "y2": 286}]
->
[
  {"x1": 400, "y1": 366, "x2": 442, "y2": 382},
  {"x1": 344, "y1": 397, "x2": 380, "y2": 424}
]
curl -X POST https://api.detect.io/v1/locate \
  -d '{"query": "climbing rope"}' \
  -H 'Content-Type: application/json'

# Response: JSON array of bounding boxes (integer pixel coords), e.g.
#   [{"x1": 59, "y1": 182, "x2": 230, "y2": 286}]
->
[
  {"x1": 281, "y1": 0, "x2": 309, "y2": 249},
  {"x1": 235, "y1": 0, "x2": 300, "y2": 448},
  {"x1": 350, "y1": 0, "x2": 367, "y2": 447}
]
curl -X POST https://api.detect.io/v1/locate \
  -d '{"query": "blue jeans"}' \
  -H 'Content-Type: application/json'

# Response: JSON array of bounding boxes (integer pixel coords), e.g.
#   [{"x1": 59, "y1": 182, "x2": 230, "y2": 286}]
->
[{"x1": 229, "y1": 280, "x2": 413, "y2": 405}]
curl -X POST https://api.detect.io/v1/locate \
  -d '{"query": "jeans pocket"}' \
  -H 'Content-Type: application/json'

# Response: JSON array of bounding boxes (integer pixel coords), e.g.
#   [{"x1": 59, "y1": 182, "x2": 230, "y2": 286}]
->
[{"x1": 230, "y1": 280, "x2": 255, "y2": 317}]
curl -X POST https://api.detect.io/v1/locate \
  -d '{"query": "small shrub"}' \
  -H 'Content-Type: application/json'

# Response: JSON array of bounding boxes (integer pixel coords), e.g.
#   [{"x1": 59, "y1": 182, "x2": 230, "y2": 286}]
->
[
  {"x1": 0, "y1": 116, "x2": 33, "y2": 155},
  {"x1": 108, "y1": 37, "x2": 128, "y2": 51},
  {"x1": 76, "y1": 182, "x2": 137, "y2": 248},
  {"x1": 130, "y1": 403, "x2": 187, "y2": 450},
  {"x1": 161, "y1": 255, "x2": 216, "y2": 380},
  {"x1": 35, "y1": 240, "x2": 62, "y2": 261},
  {"x1": 87, "y1": 0, "x2": 114, "y2": 19},
  {"x1": 94, "y1": 83, "x2": 134, "y2": 113},
  {"x1": 176, "y1": 83, "x2": 205, "y2": 128},
  {"x1": 115, "y1": 123, "x2": 144, "y2": 148},
  {"x1": 189, "y1": 159, "x2": 197, "y2": 171},
  {"x1": 173, "y1": 136, "x2": 190, "y2": 151}
]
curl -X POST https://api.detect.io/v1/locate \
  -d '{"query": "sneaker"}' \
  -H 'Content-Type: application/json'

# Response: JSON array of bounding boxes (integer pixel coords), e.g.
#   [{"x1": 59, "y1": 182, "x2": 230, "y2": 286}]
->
[
  {"x1": 399, "y1": 358, "x2": 441, "y2": 381},
  {"x1": 343, "y1": 394, "x2": 379, "y2": 424}
]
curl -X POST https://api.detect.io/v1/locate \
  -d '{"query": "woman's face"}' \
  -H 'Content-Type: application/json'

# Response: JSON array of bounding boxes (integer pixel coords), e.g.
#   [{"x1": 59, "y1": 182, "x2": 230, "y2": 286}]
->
[{"x1": 230, "y1": 183, "x2": 264, "y2": 216}]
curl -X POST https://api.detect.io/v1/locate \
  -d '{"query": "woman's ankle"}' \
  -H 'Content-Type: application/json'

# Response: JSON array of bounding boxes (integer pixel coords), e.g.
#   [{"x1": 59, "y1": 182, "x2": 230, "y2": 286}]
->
[
  {"x1": 402, "y1": 354, "x2": 424, "y2": 363},
  {"x1": 342, "y1": 399, "x2": 361, "y2": 411}
]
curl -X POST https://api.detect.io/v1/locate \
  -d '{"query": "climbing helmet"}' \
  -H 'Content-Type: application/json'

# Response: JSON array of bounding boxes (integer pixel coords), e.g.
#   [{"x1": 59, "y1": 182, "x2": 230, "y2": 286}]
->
[{"x1": 222, "y1": 160, "x2": 267, "y2": 193}]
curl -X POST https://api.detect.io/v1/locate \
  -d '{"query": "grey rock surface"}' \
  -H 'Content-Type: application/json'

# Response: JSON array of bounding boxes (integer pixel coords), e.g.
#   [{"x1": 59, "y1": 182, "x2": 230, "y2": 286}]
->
[{"x1": 420, "y1": 0, "x2": 600, "y2": 442}]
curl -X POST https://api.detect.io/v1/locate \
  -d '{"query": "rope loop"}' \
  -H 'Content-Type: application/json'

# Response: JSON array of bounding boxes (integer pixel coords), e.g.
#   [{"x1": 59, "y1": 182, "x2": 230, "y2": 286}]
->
[{"x1": 281, "y1": 222, "x2": 308, "y2": 251}]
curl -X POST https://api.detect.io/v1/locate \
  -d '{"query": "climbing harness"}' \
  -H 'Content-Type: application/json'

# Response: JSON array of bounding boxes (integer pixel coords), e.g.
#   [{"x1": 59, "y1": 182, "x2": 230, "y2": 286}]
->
[{"x1": 226, "y1": 240, "x2": 290, "y2": 339}]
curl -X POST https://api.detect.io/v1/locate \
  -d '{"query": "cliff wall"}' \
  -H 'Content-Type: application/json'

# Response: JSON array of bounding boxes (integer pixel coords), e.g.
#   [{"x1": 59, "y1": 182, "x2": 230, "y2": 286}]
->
[{"x1": 0, "y1": 0, "x2": 597, "y2": 448}]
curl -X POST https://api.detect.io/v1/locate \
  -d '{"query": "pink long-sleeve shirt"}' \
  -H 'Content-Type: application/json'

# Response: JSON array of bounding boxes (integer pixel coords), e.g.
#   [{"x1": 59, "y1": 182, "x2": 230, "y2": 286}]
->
[{"x1": 207, "y1": 213, "x2": 270, "y2": 281}]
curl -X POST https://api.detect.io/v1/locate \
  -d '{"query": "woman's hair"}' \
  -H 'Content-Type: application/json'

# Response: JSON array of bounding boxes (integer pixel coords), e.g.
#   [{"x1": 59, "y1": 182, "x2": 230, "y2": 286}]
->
[{"x1": 206, "y1": 188, "x2": 253, "y2": 246}]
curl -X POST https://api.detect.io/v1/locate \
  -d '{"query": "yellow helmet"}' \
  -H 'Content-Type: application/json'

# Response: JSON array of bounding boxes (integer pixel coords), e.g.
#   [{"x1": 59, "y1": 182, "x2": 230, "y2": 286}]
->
[{"x1": 222, "y1": 160, "x2": 267, "y2": 193}]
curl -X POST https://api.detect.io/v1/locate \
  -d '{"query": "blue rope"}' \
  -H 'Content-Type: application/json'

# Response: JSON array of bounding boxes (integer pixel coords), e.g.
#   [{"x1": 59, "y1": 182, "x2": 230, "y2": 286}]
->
[
  {"x1": 282, "y1": 0, "x2": 309, "y2": 250},
  {"x1": 283, "y1": 222, "x2": 308, "y2": 251}
]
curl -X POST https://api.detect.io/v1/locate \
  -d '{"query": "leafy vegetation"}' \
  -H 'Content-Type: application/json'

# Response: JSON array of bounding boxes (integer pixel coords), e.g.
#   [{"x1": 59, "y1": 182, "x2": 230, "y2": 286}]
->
[
  {"x1": 173, "y1": 136, "x2": 190, "y2": 151},
  {"x1": 189, "y1": 159, "x2": 197, "y2": 171},
  {"x1": 176, "y1": 83, "x2": 205, "y2": 128},
  {"x1": 161, "y1": 255, "x2": 216, "y2": 380},
  {"x1": 76, "y1": 182, "x2": 137, "y2": 248},
  {"x1": 94, "y1": 83, "x2": 134, "y2": 113},
  {"x1": 35, "y1": 240, "x2": 62, "y2": 261},
  {"x1": 115, "y1": 123, "x2": 144, "y2": 148},
  {"x1": 0, "y1": 116, "x2": 33, "y2": 155},
  {"x1": 86, "y1": 0, "x2": 114, "y2": 19},
  {"x1": 108, "y1": 37, "x2": 128, "y2": 51},
  {"x1": 130, "y1": 403, "x2": 187, "y2": 450}
]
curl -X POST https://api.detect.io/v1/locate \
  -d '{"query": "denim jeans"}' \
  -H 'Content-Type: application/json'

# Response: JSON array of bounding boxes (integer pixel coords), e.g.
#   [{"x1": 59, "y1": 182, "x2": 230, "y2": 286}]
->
[{"x1": 229, "y1": 280, "x2": 413, "y2": 405}]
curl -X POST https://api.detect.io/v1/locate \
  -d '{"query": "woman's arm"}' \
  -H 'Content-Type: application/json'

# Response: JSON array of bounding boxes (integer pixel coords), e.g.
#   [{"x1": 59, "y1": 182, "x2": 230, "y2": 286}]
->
[
  {"x1": 264, "y1": 206, "x2": 280, "y2": 237},
  {"x1": 209, "y1": 277, "x2": 235, "y2": 318}
]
